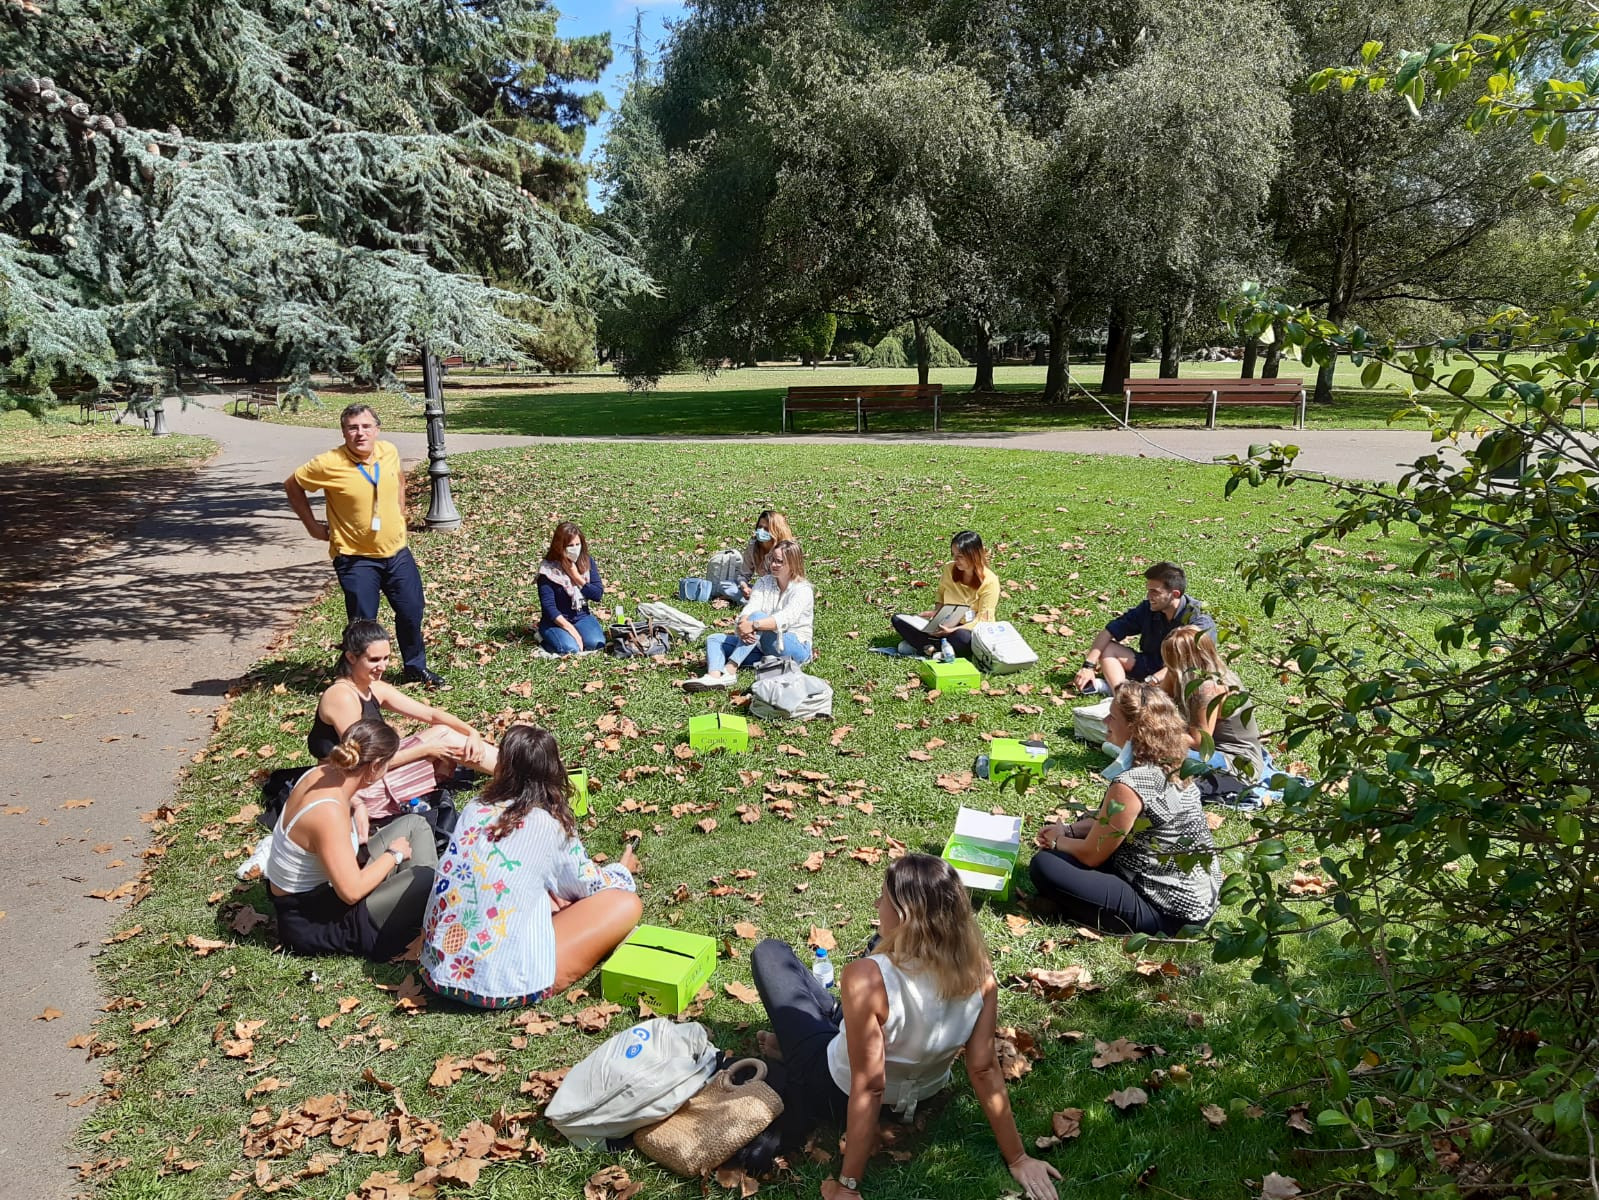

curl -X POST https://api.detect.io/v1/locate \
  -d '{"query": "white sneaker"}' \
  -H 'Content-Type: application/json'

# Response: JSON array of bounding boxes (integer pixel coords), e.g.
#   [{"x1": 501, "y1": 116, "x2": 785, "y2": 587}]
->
[{"x1": 683, "y1": 673, "x2": 734, "y2": 692}]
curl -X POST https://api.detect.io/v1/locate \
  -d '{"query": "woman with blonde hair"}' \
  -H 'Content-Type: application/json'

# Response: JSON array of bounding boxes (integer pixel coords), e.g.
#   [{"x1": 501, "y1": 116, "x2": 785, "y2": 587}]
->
[
  {"x1": 1159, "y1": 625, "x2": 1265, "y2": 781},
  {"x1": 750, "y1": 854, "x2": 1060, "y2": 1200},
  {"x1": 536, "y1": 520, "x2": 607, "y2": 655},
  {"x1": 267, "y1": 718, "x2": 439, "y2": 960},
  {"x1": 1031, "y1": 682, "x2": 1221, "y2": 934},
  {"x1": 732, "y1": 509, "x2": 794, "y2": 599},
  {"x1": 684, "y1": 538, "x2": 815, "y2": 690}
]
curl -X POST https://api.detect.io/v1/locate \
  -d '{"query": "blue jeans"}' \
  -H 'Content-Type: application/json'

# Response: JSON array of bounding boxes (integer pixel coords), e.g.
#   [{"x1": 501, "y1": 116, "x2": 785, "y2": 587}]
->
[
  {"x1": 705, "y1": 612, "x2": 811, "y2": 673},
  {"x1": 541, "y1": 613, "x2": 606, "y2": 655},
  {"x1": 333, "y1": 546, "x2": 428, "y2": 673}
]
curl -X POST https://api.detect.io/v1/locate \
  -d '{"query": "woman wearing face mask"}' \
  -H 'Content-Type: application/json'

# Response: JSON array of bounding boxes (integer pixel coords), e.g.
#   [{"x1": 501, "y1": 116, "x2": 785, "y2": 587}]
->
[
  {"x1": 684, "y1": 538, "x2": 814, "y2": 690},
  {"x1": 536, "y1": 521, "x2": 606, "y2": 655},
  {"x1": 734, "y1": 510, "x2": 794, "y2": 599}
]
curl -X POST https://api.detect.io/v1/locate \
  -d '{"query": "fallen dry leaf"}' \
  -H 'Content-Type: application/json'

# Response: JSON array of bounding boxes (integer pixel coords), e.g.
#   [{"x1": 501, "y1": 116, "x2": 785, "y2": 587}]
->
[
  {"x1": 1261, "y1": 1172, "x2": 1302, "y2": 1199},
  {"x1": 724, "y1": 981, "x2": 761, "y2": 1005},
  {"x1": 36, "y1": 1007, "x2": 64, "y2": 1021},
  {"x1": 585, "y1": 1164, "x2": 645, "y2": 1200},
  {"x1": 1284, "y1": 1104, "x2": 1314, "y2": 1134},
  {"x1": 1092, "y1": 1037, "x2": 1151, "y2": 1068},
  {"x1": 1105, "y1": 1086, "x2": 1149, "y2": 1111},
  {"x1": 1201, "y1": 1103, "x2": 1227, "y2": 1127},
  {"x1": 185, "y1": 935, "x2": 229, "y2": 957},
  {"x1": 1035, "y1": 1106, "x2": 1083, "y2": 1149},
  {"x1": 807, "y1": 926, "x2": 837, "y2": 952},
  {"x1": 695, "y1": 817, "x2": 718, "y2": 834},
  {"x1": 732, "y1": 921, "x2": 760, "y2": 940}
]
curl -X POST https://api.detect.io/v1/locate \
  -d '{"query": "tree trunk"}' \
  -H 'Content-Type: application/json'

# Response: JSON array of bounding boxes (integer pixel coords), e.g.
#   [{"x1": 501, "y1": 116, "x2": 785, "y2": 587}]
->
[
  {"x1": 1241, "y1": 339, "x2": 1258, "y2": 378},
  {"x1": 1043, "y1": 310, "x2": 1070, "y2": 404},
  {"x1": 1031, "y1": 342, "x2": 1047, "y2": 366},
  {"x1": 972, "y1": 318, "x2": 996, "y2": 391},
  {"x1": 912, "y1": 317, "x2": 931, "y2": 387},
  {"x1": 1261, "y1": 319, "x2": 1284, "y2": 378},
  {"x1": 1100, "y1": 302, "x2": 1133, "y2": 394},
  {"x1": 1314, "y1": 357, "x2": 1336, "y2": 406},
  {"x1": 1158, "y1": 293, "x2": 1193, "y2": 379}
]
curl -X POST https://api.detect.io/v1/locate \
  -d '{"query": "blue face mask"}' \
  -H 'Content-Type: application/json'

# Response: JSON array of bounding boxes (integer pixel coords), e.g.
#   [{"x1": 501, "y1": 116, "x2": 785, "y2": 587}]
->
[{"x1": 754, "y1": 528, "x2": 773, "y2": 544}]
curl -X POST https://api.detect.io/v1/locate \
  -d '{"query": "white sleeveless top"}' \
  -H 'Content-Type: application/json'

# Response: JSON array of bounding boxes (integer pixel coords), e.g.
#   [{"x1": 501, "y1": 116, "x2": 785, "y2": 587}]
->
[
  {"x1": 267, "y1": 796, "x2": 359, "y2": 894},
  {"x1": 826, "y1": 954, "x2": 985, "y2": 1118}
]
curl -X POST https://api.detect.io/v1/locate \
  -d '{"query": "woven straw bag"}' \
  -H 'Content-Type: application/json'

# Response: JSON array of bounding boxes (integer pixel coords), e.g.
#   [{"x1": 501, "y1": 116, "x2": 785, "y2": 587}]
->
[{"x1": 633, "y1": 1058, "x2": 784, "y2": 1176}]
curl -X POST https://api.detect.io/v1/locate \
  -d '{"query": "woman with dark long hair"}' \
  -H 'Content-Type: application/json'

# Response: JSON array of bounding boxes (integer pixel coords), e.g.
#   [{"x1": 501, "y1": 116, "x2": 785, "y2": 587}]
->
[
  {"x1": 267, "y1": 718, "x2": 439, "y2": 961},
  {"x1": 889, "y1": 530, "x2": 999, "y2": 659},
  {"x1": 535, "y1": 520, "x2": 607, "y2": 655},
  {"x1": 421, "y1": 725, "x2": 641, "y2": 1007},
  {"x1": 750, "y1": 854, "x2": 1059, "y2": 1200},
  {"x1": 309, "y1": 619, "x2": 496, "y2": 819}
]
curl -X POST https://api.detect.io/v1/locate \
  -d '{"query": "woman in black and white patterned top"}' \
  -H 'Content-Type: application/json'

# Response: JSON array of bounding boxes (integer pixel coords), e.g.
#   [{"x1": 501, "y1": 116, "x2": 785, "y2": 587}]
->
[{"x1": 1030, "y1": 683, "x2": 1221, "y2": 933}]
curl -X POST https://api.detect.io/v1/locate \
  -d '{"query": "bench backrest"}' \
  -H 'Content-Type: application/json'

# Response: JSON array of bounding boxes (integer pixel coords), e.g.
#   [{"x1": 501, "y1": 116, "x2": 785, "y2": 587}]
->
[
  {"x1": 786, "y1": 384, "x2": 942, "y2": 400},
  {"x1": 1212, "y1": 380, "x2": 1305, "y2": 397}
]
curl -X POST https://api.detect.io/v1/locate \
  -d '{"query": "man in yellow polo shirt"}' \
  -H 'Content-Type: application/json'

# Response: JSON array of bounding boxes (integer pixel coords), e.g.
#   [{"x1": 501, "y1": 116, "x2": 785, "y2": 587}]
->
[{"x1": 284, "y1": 403, "x2": 442, "y2": 687}]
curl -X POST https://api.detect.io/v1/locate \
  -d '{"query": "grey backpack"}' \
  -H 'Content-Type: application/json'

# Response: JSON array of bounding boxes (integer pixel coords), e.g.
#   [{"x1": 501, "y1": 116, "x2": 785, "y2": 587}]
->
[
  {"x1": 706, "y1": 549, "x2": 744, "y2": 591},
  {"x1": 545, "y1": 1018, "x2": 720, "y2": 1149},
  {"x1": 749, "y1": 660, "x2": 834, "y2": 721}
]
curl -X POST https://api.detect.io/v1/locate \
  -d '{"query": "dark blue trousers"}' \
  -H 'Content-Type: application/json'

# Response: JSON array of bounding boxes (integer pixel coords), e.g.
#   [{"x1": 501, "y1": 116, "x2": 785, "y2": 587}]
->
[{"x1": 333, "y1": 546, "x2": 429, "y2": 673}]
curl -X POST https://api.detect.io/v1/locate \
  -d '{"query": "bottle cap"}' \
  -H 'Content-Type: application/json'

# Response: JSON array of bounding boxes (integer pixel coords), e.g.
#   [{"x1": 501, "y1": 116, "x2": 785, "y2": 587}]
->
[{"x1": 815, "y1": 947, "x2": 829, "y2": 958}]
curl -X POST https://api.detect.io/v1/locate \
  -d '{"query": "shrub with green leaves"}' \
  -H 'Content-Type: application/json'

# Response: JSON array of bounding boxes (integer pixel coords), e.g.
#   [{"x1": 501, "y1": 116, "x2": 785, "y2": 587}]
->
[{"x1": 1218, "y1": 4, "x2": 1599, "y2": 1190}]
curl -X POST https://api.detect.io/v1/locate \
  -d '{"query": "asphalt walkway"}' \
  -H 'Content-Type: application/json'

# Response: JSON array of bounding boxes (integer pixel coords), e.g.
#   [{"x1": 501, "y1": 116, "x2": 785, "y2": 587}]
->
[{"x1": 0, "y1": 400, "x2": 1442, "y2": 1196}]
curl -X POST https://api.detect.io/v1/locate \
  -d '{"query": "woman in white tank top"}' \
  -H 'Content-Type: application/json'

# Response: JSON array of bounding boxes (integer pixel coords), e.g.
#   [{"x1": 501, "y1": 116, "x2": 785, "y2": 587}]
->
[{"x1": 750, "y1": 855, "x2": 1059, "y2": 1200}]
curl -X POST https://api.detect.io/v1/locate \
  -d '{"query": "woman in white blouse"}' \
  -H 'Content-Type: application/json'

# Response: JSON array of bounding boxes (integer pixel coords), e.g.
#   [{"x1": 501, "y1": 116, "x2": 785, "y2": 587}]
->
[{"x1": 684, "y1": 539, "x2": 815, "y2": 691}]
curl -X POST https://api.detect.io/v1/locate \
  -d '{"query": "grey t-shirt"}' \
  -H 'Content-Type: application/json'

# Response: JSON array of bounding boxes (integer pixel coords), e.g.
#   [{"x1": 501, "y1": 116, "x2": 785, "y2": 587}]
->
[{"x1": 1108, "y1": 763, "x2": 1222, "y2": 924}]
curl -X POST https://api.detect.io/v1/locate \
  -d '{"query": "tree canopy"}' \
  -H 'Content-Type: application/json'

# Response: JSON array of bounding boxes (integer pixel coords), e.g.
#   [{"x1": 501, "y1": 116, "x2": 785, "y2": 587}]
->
[{"x1": 0, "y1": 0, "x2": 643, "y2": 406}]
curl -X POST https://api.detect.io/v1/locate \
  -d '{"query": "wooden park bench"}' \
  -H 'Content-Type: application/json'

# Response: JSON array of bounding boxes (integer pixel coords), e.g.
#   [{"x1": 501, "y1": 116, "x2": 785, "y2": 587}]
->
[
  {"x1": 231, "y1": 385, "x2": 299, "y2": 419},
  {"x1": 783, "y1": 384, "x2": 944, "y2": 433},
  {"x1": 1122, "y1": 377, "x2": 1306, "y2": 428}
]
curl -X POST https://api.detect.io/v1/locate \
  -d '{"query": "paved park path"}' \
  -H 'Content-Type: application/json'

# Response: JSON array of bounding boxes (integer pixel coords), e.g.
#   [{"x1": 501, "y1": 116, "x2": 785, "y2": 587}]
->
[{"x1": 0, "y1": 400, "x2": 1441, "y2": 1197}]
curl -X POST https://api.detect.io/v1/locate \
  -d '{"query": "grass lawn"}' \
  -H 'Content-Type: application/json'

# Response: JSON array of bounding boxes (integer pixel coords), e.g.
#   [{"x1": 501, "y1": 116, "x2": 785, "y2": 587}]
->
[
  {"x1": 0, "y1": 410, "x2": 216, "y2": 590},
  {"x1": 80, "y1": 443, "x2": 1448, "y2": 1200},
  {"x1": 253, "y1": 358, "x2": 1483, "y2": 440}
]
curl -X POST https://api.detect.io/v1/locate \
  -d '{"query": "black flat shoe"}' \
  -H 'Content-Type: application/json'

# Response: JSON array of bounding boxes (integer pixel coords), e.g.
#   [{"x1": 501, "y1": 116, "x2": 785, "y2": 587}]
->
[{"x1": 401, "y1": 666, "x2": 446, "y2": 688}]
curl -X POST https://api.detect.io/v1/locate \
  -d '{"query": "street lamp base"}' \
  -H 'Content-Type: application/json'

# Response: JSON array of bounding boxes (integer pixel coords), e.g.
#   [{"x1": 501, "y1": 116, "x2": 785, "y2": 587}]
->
[
  {"x1": 150, "y1": 401, "x2": 170, "y2": 437},
  {"x1": 425, "y1": 476, "x2": 462, "y2": 530}
]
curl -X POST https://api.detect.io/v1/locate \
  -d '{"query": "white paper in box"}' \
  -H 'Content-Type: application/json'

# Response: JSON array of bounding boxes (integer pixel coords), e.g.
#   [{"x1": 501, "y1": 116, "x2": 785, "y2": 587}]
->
[{"x1": 946, "y1": 807, "x2": 1022, "y2": 892}]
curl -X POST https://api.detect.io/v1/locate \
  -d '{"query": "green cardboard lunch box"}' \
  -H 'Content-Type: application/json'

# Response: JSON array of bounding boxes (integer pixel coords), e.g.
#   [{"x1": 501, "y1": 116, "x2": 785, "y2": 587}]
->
[
  {"x1": 988, "y1": 738, "x2": 1049, "y2": 787},
  {"x1": 941, "y1": 807, "x2": 1023, "y2": 901},
  {"x1": 600, "y1": 925, "x2": 717, "y2": 1014},
  {"x1": 687, "y1": 712, "x2": 750, "y2": 754},
  {"x1": 915, "y1": 658, "x2": 983, "y2": 694},
  {"x1": 569, "y1": 769, "x2": 591, "y2": 817}
]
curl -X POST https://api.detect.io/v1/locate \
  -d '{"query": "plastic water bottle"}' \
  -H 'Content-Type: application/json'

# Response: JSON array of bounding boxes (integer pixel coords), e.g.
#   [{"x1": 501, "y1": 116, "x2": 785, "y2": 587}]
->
[
  {"x1": 406, "y1": 796, "x2": 431, "y2": 815},
  {"x1": 939, "y1": 638, "x2": 954, "y2": 663},
  {"x1": 614, "y1": 604, "x2": 626, "y2": 625},
  {"x1": 811, "y1": 947, "x2": 835, "y2": 989}
]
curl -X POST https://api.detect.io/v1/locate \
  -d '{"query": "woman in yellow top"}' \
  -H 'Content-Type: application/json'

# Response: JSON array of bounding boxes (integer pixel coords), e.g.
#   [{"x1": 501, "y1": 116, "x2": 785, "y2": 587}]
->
[{"x1": 890, "y1": 531, "x2": 1000, "y2": 659}]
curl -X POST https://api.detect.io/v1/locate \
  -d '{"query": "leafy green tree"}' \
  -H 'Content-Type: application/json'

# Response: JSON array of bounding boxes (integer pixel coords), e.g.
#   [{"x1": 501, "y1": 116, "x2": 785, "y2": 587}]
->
[
  {"x1": 0, "y1": 0, "x2": 640, "y2": 407},
  {"x1": 1218, "y1": 5, "x2": 1599, "y2": 1191}
]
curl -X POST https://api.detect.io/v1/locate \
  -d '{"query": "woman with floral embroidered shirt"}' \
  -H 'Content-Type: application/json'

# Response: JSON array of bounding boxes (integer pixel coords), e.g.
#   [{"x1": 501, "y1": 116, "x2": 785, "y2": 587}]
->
[{"x1": 421, "y1": 725, "x2": 641, "y2": 1008}]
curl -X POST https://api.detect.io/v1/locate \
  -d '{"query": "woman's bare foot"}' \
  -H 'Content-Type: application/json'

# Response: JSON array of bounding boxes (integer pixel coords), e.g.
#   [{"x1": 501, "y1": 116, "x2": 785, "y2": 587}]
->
[{"x1": 756, "y1": 1030, "x2": 783, "y2": 1061}]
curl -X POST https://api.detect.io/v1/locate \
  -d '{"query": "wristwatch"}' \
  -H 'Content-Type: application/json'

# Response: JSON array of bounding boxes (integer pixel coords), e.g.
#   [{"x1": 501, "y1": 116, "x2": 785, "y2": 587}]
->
[
  {"x1": 388, "y1": 848, "x2": 405, "y2": 867},
  {"x1": 837, "y1": 1178, "x2": 860, "y2": 1194},
  {"x1": 1082, "y1": 658, "x2": 1097, "y2": 669}
]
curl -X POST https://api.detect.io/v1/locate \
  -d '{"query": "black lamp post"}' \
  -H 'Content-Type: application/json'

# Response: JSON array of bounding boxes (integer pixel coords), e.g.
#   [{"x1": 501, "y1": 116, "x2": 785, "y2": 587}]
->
[
  {"x1": 421, "y1": 349, "x2": 461, "y2": 530},
  {"x1": 149, "y1": 393, "x2": 170, "y2": 437}
]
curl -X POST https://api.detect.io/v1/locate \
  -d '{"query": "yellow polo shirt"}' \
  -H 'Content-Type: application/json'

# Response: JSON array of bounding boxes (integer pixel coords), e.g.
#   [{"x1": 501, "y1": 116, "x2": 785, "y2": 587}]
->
[
  {"x1": 293, "y1": 441, "x2": 408, "y2": 559},
  {"x1": 938, "y1": 563, "x2": 1000, "y2": 628}
]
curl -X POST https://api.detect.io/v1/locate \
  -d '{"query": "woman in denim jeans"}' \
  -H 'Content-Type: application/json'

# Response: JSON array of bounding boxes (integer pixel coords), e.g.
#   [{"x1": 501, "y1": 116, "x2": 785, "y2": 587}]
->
[
  {"x1": 684, "y1": 539, "x2": 815, "y2": 690},
  {"x1": 536, "y1": 521, "x2": 607, "y2": 654}
]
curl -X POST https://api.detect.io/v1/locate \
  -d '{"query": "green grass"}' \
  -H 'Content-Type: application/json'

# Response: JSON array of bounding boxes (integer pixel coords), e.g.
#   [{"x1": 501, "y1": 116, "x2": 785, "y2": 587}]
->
[
  {"x1": 0, "y1": 408, "x2": 215, "y2": 468},
  {"x1": 258, "y1": 358, "x2": 1477, "y2": 439},
  {"x1": 83, "y1": 443, "x2": 1450, "y2": 1199}
]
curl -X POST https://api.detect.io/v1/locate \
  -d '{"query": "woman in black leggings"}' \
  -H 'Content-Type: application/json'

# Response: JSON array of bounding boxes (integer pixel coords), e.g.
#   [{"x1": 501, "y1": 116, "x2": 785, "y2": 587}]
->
[{"x1": 1030, "y1": 683, "x2": 1221, "y2": 934}]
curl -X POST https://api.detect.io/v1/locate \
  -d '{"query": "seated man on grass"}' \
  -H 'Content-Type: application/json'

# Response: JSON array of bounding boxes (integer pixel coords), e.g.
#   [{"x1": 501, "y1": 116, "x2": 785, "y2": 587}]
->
[{"x1": 1072, "y1": 561, "x2": 1215, "y2": 694}]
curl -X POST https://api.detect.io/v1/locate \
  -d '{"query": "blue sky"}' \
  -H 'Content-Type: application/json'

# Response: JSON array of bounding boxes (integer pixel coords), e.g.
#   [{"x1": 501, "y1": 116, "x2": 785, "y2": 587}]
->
[{"x1": 555, "y1": 0, "x2": 688, "y2": 206}]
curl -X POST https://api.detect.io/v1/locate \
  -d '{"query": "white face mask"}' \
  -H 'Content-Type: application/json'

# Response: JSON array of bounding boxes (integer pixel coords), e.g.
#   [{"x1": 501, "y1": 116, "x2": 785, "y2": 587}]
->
[
  {"x1": 565, "y1": 543, "x2": 582, "y2": 561},
  {"x1": 754, "y1": 528, "x2": 773, "y2": 544}
]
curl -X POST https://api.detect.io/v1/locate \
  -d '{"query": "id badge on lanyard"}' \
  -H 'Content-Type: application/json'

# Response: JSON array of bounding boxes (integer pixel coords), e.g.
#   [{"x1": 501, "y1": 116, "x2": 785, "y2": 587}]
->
[{"x1": 357, "y1": 460, "x2": 381, "y2": 531}]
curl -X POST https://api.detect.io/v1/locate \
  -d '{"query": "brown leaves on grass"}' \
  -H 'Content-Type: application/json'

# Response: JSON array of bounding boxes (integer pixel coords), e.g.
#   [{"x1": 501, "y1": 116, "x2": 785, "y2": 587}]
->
[
  {"x1": 715, "y1": 1165, "x2": 763, "y2": 1196},
  {"x1": 807, "y1": 926, "x2": 837, "y2": 951},
  {"x1": 585, "y1": 1165, "x2": 645, "y2": 1200},
  {"x1": 1035, "y1": 1107, "x2": 1083, "y2": 1149},
  {"x1": 518, "y1": 1068, "x2": 569, "y2": 1104},
  {"x1": 935, "y1": 771, "x2": 974, "y2": 793},
  {"x1": 1010, "y1": 965, "x2": 1095, "y2": 1000},
  {"x1": 1091, "y1": 1038, "x2": 1155, "y2": 1068},
  {"x1": 1261, "y1": 1173, "x2": 1302, "y2": 1199},
  {"x1": 995, "y1": 1027, "x2": 1040, "y2": 1081},
  {"x1": 428, "y1": 1051, "x2": 505, "y2": 1088},
  {"x1": 1284, "y1": 1104, "x2": 1314, "y2": 1134},
  {"x1": 511, "y1": 1010, "x2": 558, "y2": 1036},
  {"x1": 801, "y1": 851, "x2": 825, "y2": 872},
  {"x1": 724, "y1": 981, "x2": 761, "y2": 1005},
  {"x1": 571, "y1": 1002, "x2": 624, "y2": 1032},
  {"x1": 732, "y1": 921, "x2": 760, "y2": 940},
  {"x1": 695, "y1": 817, "x2": 718, "y2": 834},
  {"x1": 185, "y1": 934, "x2": 229, "y2": 956},
  {"x1": 1105, "y1": 1086, "x2": 1149, "y2": 1111},
  {"x1": 1201, "y1": 1103, "x2": 1228, "y2": 1127}
]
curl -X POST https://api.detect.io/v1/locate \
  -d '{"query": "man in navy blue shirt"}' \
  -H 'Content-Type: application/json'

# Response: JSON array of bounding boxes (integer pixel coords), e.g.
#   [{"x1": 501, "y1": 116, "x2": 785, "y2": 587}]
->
[{"x1": 1073, "y1": 562, "x2": 1216, "y2": 693}]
